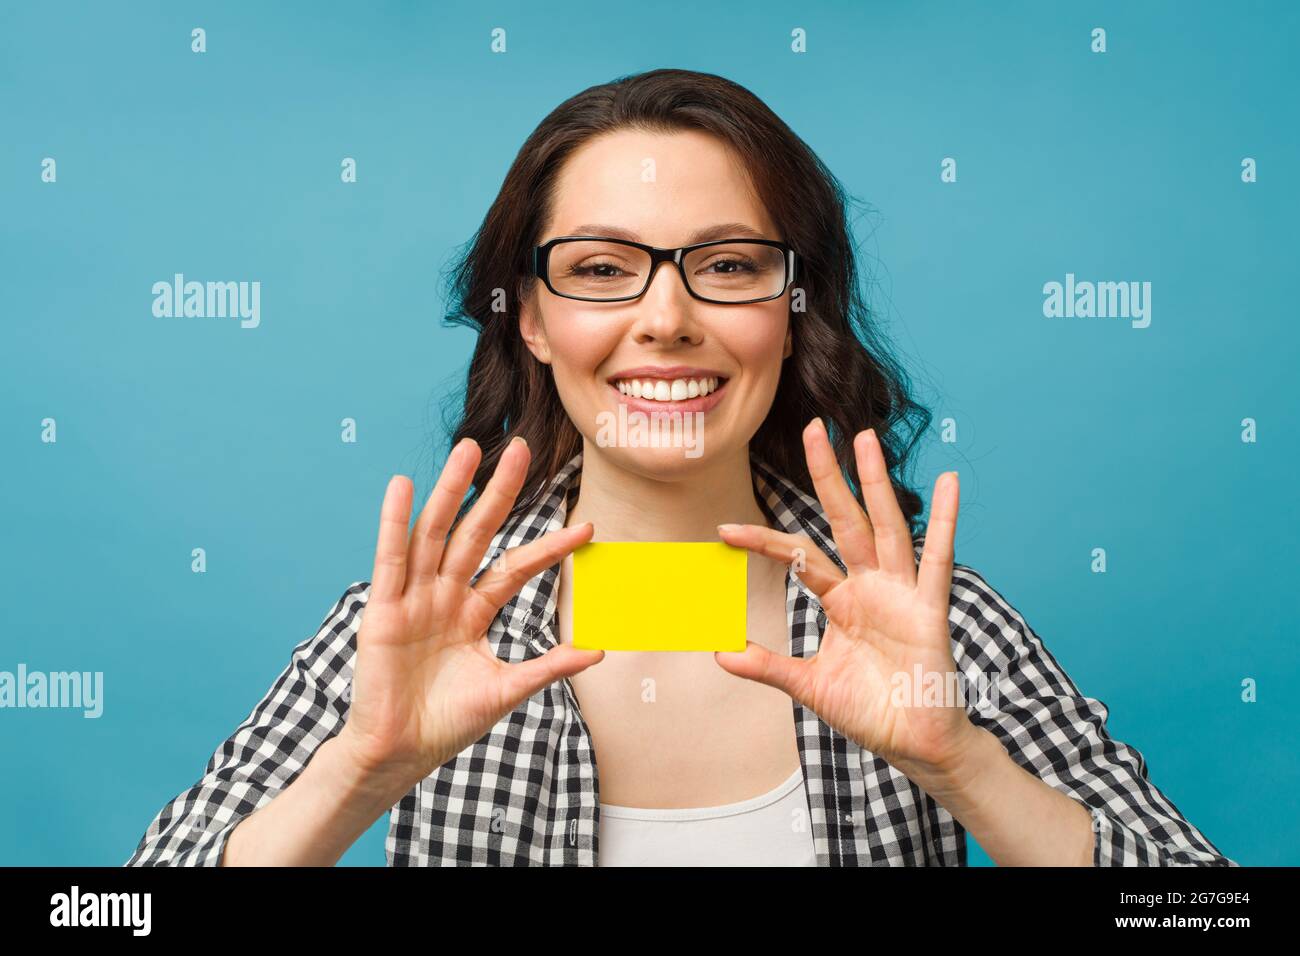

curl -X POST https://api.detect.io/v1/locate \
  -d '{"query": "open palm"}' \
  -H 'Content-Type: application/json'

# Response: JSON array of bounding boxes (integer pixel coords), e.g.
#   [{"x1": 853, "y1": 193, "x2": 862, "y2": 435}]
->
[
  {"x1": 337, "y1": 437, "x2": 605, "y2": 790},
  {"x1": 716, "y1": 418, "x2": 976, "y2": 776}
]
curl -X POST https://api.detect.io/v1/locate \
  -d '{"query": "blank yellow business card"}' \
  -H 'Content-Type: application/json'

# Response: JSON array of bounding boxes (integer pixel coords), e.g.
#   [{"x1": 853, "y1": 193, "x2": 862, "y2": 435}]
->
[{"x1": 571, "y1": 542, "x2": 747, "y2": 652}]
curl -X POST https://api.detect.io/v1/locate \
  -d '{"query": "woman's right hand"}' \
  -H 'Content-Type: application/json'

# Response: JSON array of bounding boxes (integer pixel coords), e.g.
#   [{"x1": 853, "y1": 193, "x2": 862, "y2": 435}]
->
[{"x1": 335, "y1": 435, "x2": 603, "y2": 794}]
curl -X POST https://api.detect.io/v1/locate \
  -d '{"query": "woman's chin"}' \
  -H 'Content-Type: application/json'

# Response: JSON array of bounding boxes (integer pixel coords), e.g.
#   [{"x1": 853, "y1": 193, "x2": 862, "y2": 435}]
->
[
  {"x1": 586, "y1": 402, "x2": 714, "y2": 471},
  {"x1": 589, "y1": 440, "x2": 713, "y2": 477}
]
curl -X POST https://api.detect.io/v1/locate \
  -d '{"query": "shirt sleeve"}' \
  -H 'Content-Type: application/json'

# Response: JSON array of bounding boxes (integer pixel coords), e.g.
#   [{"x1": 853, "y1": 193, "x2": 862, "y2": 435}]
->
[
  {"x1": 124, "y1": 582, "x2": 370, "y2": 866},
  {"x1": 946, "y1": 565, "x2": 1236, "y2": 866}
]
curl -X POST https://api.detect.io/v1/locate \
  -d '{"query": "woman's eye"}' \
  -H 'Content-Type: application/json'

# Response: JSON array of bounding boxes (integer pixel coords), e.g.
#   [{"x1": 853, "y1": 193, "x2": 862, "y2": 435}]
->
[
  {"x1": 700, "y1": 256, "x2": 758, "y2": 274},
  {"x1": 570, "y1": 261, "x2": 626, "y2": 277}
]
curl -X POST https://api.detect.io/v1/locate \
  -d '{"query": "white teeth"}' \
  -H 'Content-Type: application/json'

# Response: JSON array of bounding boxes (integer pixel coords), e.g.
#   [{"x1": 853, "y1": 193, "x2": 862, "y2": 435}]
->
[{"x1": 613, "y1": 376, "x2": 723, "y2": 401}]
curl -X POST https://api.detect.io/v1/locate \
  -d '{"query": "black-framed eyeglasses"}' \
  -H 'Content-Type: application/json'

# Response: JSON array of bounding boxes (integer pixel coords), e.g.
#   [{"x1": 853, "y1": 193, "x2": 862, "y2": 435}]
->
[{"x1": 532, "y1": 236, "x2": 799, "y2": 305}]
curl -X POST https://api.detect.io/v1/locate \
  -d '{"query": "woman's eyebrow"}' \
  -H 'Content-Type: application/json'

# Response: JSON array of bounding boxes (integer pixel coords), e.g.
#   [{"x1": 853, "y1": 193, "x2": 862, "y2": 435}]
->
[{"x1": 566, "y1": 222, "x2": 769, "y2": 244}]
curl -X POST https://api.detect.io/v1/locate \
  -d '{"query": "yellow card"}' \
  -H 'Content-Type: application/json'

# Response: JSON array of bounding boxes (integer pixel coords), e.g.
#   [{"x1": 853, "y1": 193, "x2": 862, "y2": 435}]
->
[{"x1": 571, "y1": 542, "x2": 748, "y2": 652}]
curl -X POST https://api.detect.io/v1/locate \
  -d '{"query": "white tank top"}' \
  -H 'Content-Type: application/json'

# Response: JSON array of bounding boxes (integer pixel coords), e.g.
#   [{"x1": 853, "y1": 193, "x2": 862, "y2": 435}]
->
[{"x1": 597, "y1": 765, "x2": 818, "y2": 866}]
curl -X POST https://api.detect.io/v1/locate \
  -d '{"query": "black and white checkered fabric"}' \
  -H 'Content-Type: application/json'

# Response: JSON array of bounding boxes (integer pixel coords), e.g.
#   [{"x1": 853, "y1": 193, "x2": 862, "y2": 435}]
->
[{"x1": 126, "y1": 452, "x2": 1235, "y2": 866}]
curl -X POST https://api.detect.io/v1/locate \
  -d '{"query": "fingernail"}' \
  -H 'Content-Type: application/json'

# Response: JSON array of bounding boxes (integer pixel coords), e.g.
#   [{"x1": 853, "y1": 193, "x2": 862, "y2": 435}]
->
[
  {"x1": 718, "y1": 523, "x2": 740, "y2": 534},
  {"x1": 511, "y1": 435, "x2": 528, "y2": 448}
]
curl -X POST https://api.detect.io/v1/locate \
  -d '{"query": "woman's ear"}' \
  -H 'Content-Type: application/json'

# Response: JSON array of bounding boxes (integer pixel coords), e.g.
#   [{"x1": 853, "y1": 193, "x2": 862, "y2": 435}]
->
[
  {"x1": 782, "y1": 324, "x2": 793, "y2": 360},
  {"x1": 519, "y1": 296, "x2": 552, "y2": 365}
]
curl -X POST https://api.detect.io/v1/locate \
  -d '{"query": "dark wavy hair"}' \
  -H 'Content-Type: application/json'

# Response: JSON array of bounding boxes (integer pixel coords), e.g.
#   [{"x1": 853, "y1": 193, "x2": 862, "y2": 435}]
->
[{"x1": 439, "y1": 68, "x2": 931, "y2": 534}]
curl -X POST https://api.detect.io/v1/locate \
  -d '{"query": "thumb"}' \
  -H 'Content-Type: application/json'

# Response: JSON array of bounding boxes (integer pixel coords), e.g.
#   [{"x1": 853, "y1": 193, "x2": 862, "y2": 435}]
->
[
  {"x1": 501, "y1": 644, "x2": 605, "y2": 704},
  {"x1": 714, "y1": 642, "x2": 812, "y2": 702}
]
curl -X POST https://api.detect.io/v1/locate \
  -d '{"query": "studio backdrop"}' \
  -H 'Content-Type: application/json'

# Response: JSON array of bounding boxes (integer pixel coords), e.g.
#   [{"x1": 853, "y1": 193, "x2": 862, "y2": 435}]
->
[{"x1": 1, "y1": 0, "x2": 1295, "y2": 865}]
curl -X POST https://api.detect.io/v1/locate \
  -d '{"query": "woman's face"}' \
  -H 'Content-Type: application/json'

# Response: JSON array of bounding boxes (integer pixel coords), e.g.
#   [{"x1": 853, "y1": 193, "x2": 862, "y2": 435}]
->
[{"x1": 519, "y1": 127, "x2": 792, "y2": 480}]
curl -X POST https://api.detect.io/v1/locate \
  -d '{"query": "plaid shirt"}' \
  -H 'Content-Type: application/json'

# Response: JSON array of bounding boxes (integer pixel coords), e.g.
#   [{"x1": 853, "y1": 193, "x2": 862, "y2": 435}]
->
[{"x1": 126, "y1": 452, "x2": 1235, "y2": 866}]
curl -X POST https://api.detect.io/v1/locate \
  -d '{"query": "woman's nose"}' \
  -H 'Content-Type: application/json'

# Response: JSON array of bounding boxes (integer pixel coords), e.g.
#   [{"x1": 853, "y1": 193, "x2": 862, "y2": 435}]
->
[{"x1": 631, "y1": 261, "x2": 703, "y2": 344}]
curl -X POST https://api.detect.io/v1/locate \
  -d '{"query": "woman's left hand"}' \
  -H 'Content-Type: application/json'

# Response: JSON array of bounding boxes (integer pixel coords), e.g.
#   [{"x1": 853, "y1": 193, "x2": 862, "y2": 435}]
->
[{"x1": 715, "y1": 417, "x2": 977, "y2": 780}]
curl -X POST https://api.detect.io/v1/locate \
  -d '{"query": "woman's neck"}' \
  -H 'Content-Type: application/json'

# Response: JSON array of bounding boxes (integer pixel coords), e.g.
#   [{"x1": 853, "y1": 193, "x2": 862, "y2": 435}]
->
[{"x1": 567, "y1": 442, "x2": 770, "y2": 541}]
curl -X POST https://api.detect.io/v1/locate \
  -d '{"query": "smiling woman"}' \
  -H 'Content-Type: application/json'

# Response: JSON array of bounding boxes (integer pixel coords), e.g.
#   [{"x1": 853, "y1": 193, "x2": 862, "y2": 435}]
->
[
  {"x1": 125, "y1": 68, "x2": 1235, "y2": 868},
  {"x1": 446, "y1": 77, "x2": 927, "y2": 514}
]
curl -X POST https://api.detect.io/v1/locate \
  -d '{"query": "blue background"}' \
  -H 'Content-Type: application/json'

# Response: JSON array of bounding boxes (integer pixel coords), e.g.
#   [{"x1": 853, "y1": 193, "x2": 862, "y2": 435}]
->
[{"x1": 1, "y1": 0, "x2": 1294, "y2": 866}]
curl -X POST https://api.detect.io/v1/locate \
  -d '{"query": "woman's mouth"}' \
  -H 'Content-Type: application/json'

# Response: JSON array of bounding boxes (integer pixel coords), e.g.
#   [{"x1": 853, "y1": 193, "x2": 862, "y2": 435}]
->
[{"x1": 607, "y1": 374, "x2": 729, "y2": 413}]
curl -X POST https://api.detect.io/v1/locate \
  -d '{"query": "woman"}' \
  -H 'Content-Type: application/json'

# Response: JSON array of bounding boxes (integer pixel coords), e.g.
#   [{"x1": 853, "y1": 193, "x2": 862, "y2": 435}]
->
[{"x1": 126, "y1": 68, "x2": 1233, "y2": 867}]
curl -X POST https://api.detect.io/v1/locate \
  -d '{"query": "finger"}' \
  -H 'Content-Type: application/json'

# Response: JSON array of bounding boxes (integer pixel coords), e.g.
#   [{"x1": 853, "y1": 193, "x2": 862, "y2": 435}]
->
[
  {"x1": 916, "y1": 471, "x2": 959, "y2": 610},
  {"x1": 499, "y1": 644, "x2": 606, "y2": 706},
  {"x1": 849, "y1": 431, "x2": 881, "y2": 569},
  {"x1": 714, "y1": 642, "x2": 814, "y2": 703},
  {"x1": 370, "y1": 475, "x2": 414, "y2": 604},
  {"x1": 439, "y1": 436, "x2": 531, "y2": 585},
  {"x1": 405, "y1": 438, "x2": 481, "y2": 590},
  {"x1": 802, "y1": 418, "x2": 877, "y2": 573},
  {"x1": 715, "y1": 524, "x2": 844, "y2": 597},
  {"x1": 854, "y1": 427, "x2": 916, "y2": 581},
  {"x1": 464, "y1": 522, "x2": 596, "y2": 633}
]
